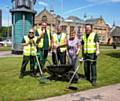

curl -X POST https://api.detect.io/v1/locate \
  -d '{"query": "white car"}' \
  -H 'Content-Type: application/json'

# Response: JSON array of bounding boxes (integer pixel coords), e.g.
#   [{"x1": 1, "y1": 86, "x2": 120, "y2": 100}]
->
[{"x1": 0, "y1": 39, "x2": 12, "y2": 47}]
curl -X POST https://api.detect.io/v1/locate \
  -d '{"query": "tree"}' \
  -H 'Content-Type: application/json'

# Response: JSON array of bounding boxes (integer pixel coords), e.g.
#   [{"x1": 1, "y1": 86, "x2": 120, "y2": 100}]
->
[{"x1": 0, "y1": 26, "x2": 12, "y2": 38}]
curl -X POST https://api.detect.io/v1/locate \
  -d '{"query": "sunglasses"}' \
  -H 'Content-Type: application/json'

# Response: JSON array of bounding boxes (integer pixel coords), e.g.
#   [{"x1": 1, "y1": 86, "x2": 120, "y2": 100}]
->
[{"x1": 29, "y1": 32, "x2": 34, "y2": 33}]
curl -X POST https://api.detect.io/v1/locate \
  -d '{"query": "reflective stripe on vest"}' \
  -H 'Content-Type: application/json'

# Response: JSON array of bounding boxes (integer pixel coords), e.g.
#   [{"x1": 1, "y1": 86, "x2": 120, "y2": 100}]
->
[
  {"x1": 83, "y1": 32, "x2": 96, "y2": 54},
  {"x1": 23, "y1": 36, "x2": 37, "y2": 56},
  {"x1": 37, "y1": 28, "x2": 51, "y2": 48},
  {"x1": 52, "y1": 33, "x2": 67, "y2": 52}
]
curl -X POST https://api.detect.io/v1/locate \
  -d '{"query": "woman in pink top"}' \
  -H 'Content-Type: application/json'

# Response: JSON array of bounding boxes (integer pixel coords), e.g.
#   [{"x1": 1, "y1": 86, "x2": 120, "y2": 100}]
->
[{"x1": 68, "y1": 30, "x2": 81, "y2": 69}]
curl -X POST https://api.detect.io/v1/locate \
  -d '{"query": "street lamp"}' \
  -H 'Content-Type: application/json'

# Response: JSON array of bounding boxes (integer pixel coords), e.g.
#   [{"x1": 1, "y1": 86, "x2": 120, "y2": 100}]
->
[
  {"x1": 6, "y1": 6, "x2": 10, "y2": 38},
  {"x1": 60, "y1": 0, "x2": 63, "y2": 25}
]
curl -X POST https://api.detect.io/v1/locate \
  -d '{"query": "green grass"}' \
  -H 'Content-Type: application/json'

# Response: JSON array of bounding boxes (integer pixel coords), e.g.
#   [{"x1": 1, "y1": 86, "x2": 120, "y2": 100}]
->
[
  {"x1": 100, "y1": 44, "x2": 120, "y2": 49},
  {"x1": 0, "y1": 50, "x2": 120, "y2": 101},
  {"x1": 100, "y1": 45, "x2": 113, "y2": 49},
  {"x1": 0, "y1": 46, "x2": 11, "y2": 51}
]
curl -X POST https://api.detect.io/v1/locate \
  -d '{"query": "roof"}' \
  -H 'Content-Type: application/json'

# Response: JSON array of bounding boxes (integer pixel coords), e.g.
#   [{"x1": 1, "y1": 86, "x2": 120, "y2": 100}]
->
[
  {"x1": 37, "y1": 8, "x2": 55, "y2": 17},
  {"x1": 110, "y1": 26, "x2": 120, "y2": 36},
  {"x1": 10, "y1": 8, "x2": 37, "y2": 14},
  {"x1": 85, "y1": 18, "x2": 99, "y2": 24},
  {"x1": 85, "y1": 16, "x2": 105, "y2": 25},
  {"x1": 36, "y1": 8, "x2": 63, "y2": 21},
  {"x1": 65, "y1": 16, "x2": 84, "y2": 23}
]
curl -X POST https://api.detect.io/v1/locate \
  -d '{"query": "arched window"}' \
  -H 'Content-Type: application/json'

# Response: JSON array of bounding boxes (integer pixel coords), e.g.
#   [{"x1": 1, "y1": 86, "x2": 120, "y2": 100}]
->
[
  {"x1": 42, "y1": 15, "x2": 47, "y2": 22},
  {"x1": 16, "y1": 0, "x2": 31, "y2": 9},
  {"x1": 25, "y1": 0, "x2": 31, "y2": 9},
  {"x1": 17, "y1": 0, "x2": 23, "y2": 7}
]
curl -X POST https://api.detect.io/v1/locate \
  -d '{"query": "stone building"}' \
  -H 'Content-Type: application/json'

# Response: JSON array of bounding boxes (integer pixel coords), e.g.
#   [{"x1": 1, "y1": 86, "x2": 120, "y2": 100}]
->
[
  {"x1": 35, "y1": 8, "x2": 61, "y2": 32},
  {"x1": 109, "y1": 26, "x2": 120, "y2": 44},
  {"x1": 85, "y1": 16, "x2": 109, "y2": 44},
  {"x1": 35, "y1": 8, "x2": 109, "y2": 44}
]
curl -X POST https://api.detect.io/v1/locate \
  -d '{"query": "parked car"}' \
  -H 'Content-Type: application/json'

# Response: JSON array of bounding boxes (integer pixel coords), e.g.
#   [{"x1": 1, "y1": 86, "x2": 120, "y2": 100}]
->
[{"x1": 0, "y1": 39, "x2": 12, "y2": 47}]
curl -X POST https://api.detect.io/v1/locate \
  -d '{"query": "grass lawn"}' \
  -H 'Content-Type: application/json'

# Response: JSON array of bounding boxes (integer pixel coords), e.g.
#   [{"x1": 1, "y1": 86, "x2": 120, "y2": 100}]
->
[
  {"x1": 0, "y1": 50, "x2": 120, "y2": 101},
  {"x1": 0, "y1": 46, "x2": 11, "y2": 51}
]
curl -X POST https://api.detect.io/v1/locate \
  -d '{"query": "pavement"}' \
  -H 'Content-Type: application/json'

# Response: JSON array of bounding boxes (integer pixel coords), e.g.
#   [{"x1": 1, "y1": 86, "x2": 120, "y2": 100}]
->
[
  {"x1": 0, "y1": 51, "x2": 21, "y2": 58},
  {"x1": 34, "y1": 84, "x2": 120, "y2": 101}
]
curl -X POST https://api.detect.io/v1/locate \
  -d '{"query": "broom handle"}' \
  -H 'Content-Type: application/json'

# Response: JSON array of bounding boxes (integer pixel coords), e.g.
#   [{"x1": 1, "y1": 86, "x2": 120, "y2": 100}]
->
[
  {"x1": 36, "y1": 54, "x2": 43, "y2": 75},
  {"x1": 32, "y1": 41, "x2": 43, "y2": 75}
]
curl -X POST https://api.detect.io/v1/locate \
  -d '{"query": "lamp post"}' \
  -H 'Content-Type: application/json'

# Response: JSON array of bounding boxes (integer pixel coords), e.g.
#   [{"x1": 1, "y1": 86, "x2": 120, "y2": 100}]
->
[
  {"x1": 60, "y1": 0, "x2": 63, "y2": 25},
  {"x1": 6, "y1": 6, "x2": 10, "y2": 38}
]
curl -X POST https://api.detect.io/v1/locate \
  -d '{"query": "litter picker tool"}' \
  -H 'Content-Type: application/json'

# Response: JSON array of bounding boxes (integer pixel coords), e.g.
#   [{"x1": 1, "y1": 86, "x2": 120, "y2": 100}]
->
[{"x1": 66, "y1": 56, "x2": 80, "y2": 90}]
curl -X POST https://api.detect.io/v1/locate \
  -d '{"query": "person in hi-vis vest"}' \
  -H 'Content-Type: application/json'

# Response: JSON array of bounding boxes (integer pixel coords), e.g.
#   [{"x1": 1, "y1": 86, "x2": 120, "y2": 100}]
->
[
  {"x1": 19, "y1": 28, "x2": 37, "y2": 79},
  {"x1": 35, "y1": 22, "x2": 51, "y2": 73},
  {"x1": 52, "y1": 26, "x2": 67, "y2": 64},
  {"x1": 81, "y1": 24, "x2": 100, "y2": 86}
]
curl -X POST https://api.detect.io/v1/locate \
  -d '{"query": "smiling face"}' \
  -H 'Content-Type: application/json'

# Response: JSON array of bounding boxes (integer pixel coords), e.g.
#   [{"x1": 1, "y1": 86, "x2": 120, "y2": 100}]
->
[
  {"x1": 56, "y1": 26, "x2": 62, "y2": 34},
  {"x1": 85, "y1": 24, "x2": 93, "y2": 34},
  {"x1": 28, "y1": 29, "x2": 34, "y2": 38},
  {"x1": 70, "y1": 30, "x2": 76, "y2": 40},
  {"x1": 41, "y1": 22, "x2": 47, "y2": 29}
]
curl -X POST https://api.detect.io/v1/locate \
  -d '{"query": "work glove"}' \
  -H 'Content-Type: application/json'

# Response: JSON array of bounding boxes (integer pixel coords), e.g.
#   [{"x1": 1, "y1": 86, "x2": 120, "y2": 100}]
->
[
  {"x1": 96, "y1": 50, "x2": 100, "y2": 56},
  {"x1": 79, "y1": 57, "x2": 84, "y2": 62}
]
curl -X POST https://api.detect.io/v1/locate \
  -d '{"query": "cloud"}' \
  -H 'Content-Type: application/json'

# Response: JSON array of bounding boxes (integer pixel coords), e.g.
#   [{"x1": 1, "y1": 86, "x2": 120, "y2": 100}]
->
[
  {"x1": 38, "y1": 1, "x2": 48, "y2": 7},
  {"x1": 63, "y1": 0, "x2": 120, "y2": 15},
  {"x1": 63, "y1": 1, "x2": 107, "y2": 15}
]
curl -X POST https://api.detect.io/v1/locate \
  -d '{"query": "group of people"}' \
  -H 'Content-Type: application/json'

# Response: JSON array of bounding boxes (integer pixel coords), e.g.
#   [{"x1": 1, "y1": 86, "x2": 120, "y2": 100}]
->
[{"x1": 19, "y1": 22, "x2": 100, "y2": 86}]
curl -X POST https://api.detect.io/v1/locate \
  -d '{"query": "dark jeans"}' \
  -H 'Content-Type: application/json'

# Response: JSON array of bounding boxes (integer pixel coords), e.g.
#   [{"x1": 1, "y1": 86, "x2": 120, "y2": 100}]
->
[
  {"x1": 84, "y1": 53, "x2": 97, "y2": 81},
  {"x1": 68, "y1": 54, "x2": 77, "y2": 70},
  {"x1": 20, "y1": 55, "x2": 36, "y2": 75},
  {"x1": 52, "y1": 50, "x2": 66, "y2": 65}
]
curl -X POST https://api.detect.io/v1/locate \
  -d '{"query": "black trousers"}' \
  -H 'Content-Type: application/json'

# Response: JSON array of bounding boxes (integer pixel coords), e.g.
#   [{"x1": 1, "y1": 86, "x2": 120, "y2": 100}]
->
[
  {"x1": 52, "y1": 50, "x2": 66, "y2": 65},
  {"x1": 84, "y1": 53, "x2": 97, "y2": 81},
  {"x1": 20, "y1": 55, "x2": 36, "y2": 75}
]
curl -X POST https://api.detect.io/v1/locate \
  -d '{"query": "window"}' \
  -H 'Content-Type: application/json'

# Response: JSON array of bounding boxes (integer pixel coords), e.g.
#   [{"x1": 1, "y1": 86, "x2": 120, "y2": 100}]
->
[
  {"x1": 25, "y1": 0, "x2": 31, "y2": 9},
  {"x1": 16, "y1": 0, "x2": 31, "y2": 9},
  {"x1": 17, "y1": 0, "x2": 23, "y2": 7},
  {"x1": 70, "y1": 26, "x2": 74, "y2": 33},
  {"x1": 42, "y1": 16, "x2": 47, "y2": 22}
]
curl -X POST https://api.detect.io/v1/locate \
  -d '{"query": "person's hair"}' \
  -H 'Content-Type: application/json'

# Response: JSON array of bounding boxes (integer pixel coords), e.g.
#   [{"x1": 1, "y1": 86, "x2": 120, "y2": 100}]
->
[{"x1": 85, "y1": 23, "x2": 93, "y2": 28}]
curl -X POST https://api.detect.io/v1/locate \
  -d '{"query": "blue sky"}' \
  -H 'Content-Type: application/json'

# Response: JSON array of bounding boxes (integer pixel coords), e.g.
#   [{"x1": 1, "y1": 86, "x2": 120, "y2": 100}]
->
[{"x1": 0, "y1": 0, "x2": 120, "y2": 26}]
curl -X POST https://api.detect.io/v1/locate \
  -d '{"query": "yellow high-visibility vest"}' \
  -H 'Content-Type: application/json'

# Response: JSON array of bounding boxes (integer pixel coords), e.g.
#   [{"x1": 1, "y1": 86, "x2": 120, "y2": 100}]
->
[
  {"x1": 52, "y1": 33, "x2": 67, "y2": 52},
  {"x1": 37, "y1": 28, "x2": 51, "y2": 48},
  {"x1": 23, "y1": 36, "x2": 37, "y2": 56},
  {"x1": 83, "y1": 32, "x2": 96, "y2": 54}
]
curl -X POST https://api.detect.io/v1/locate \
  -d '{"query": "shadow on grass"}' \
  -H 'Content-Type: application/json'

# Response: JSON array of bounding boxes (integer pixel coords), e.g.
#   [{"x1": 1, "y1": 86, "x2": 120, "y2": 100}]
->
[{"x1": 105, "y1": 52, "x2": 120, "y2": 58}]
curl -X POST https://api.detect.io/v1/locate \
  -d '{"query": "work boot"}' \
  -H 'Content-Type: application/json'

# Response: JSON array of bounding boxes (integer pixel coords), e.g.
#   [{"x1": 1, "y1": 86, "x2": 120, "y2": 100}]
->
[
  {"x1": 91, "y1": 80, "x2": 96, "y2": 86},
  {"x1": 19, "y1": 74, "x2": 24, "y2": 79},
  {"x1": 30, "y1": 73, "x2": 35, "y2": 77}
]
